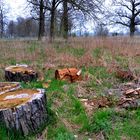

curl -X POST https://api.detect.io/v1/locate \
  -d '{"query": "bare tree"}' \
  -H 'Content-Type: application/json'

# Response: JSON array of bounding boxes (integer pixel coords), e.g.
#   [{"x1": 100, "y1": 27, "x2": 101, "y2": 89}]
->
[
  {"x1": 48, "y1": 0, "x2": 72, "y2": 40},
  {"x1": 61, "y1": 0, "x2": 68, "y2": 39},
  {"x1": 27, "y1": 0, "x2": 48, "y2": 40},
  {"x1": 0, "y1": 0, "x2": 8, "y2": 38},
  {"x1": 47, "y1": 0, "x2": 104, "y2": 40},
  {"x1": 7, "y1": 20, "x2": 15, "y2": 37},
  {"x1": 24, "y1": 18, "x2": 39, "y2": 37},
  {"x1": 94, "y1": 23, "x2": 109, "y2": 36},
  {"x1": 7, "y1": 17, "x2": 38, "y2": 38},
  {"x1": 60, "y1": 0, "x2": 105, "y2": 39},
  {"x1": 16, "y1": 17, "x2": 26, "y2": 37},
  {"x1": 49, "y1": 0, "x2": 56, "y2": 40},
  {"x1": 48, "y1": 0, "x2": 62, "y2": 41},
  {"x1": 27, "y1": 0, "x2": 104, "y2": 40},
  {"x1": 111, "y1": 0, "x2": 140, "y2": 36}
]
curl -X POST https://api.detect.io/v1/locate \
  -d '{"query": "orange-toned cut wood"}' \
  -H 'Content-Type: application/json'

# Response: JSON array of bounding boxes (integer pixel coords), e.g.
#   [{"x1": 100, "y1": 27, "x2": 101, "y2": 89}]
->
[{"x1": 55, "y1": 68, "x2": 82, "y2": 82}]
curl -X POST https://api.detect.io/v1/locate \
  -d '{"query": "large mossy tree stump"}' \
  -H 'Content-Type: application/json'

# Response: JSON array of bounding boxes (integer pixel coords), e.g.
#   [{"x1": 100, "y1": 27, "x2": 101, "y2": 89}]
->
[
  {"x1": 5, "y1": 65, "x2": 38, "y2": 82},
  {"x1": 0, "y1": 89, "x2": 47, "y2": 135}
]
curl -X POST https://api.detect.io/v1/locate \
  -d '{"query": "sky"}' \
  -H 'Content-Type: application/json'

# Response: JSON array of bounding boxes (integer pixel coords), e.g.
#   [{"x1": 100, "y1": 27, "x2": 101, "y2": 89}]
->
[
  {"x1": 5, "y1": 0, "x2": 95, "y2": 32},
  {"x1": 5, "y1": 0, "x2": 30, "y2": 20},
  {"x1": 4, "y1": 0, "x2": 126, "y2": 34}
]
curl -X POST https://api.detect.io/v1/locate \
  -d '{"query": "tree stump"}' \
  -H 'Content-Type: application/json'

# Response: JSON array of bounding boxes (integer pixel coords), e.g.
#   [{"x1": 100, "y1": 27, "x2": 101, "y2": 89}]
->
[
  {"x1": 0, "y1": 89, "x2": 47, "y2": 135},
  {"x1": 0, "y1": 82, "x2": 21, "y2": 94},
  {"x1": 5, "y1": 65, "x2": 38, "y2": 82},
  {"x1": 55, "y1": 68, "x2": 82, "y2": 82}
]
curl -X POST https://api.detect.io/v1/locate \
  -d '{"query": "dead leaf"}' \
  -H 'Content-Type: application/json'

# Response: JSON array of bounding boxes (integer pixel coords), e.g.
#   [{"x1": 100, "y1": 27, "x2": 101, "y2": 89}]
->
[
  {"x1": 125, "y1": 89, "x2": 135, "y2": 95},
  {"x1": 115, "y1": 67, "x2": 135, "y2": 81},
  {"x1": 42, "y1": 82, "x2": 50, "y2": 88},
  {"x1": 47, "y1": 80, "x2": 52, "y2": 83}
]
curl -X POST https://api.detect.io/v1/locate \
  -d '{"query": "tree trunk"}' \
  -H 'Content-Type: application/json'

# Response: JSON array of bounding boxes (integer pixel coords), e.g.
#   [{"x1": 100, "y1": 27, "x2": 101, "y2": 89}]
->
[
  {"x1": 38, "y1": 0, "x2": 45, "y2": 40},
  {"x1": 130, "y1": 5, "x2": 135, "y2": 37},
  {"x1": 130, "y1": 15, "x2": 135, "y2": 37},
  {"x1": 62, "y1": 0, "x2": 68, "y2": 39},
  {"x1": 130, "y1": 23, "x2": 135, "y2": 37},
  {"x1": 5, "y1": 65, "x2": 38, "y2": 82},
  {"x1": 0, "y1": 9, "x2": 4, "y2": 38},
  {"x1": 50, "y1": 0, "x2": 56, "y2": 42},
  {"x1": 0, "y1": 88, "x2": 47, "y2": 136}
]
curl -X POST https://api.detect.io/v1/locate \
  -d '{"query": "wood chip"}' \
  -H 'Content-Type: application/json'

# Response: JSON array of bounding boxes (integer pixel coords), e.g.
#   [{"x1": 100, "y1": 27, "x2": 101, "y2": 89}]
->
[{"x1": 125, "y1": 89, "x2": 135, "y2": 95}]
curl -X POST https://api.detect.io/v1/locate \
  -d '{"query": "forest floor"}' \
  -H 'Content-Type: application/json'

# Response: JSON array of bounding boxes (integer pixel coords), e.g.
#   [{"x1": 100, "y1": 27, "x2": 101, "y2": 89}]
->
[{"x1": 0, "y1": 37, "x2": 140, "y2": 140}]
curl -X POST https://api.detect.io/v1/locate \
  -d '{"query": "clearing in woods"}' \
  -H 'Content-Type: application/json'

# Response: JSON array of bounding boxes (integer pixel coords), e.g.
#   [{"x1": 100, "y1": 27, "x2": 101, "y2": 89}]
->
[{"x1": 0, "y1": 37, "x2": 140, "y2": 140}]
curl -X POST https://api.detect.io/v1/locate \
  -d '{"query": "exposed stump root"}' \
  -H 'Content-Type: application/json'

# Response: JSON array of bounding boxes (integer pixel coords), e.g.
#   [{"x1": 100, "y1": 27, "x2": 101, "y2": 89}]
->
[
  {"x1": 5, "y1": 65, "x2": 38, "y2": 82},
  {"x1": 0, "y1": 89, "x2": 47, "y2": 135}
]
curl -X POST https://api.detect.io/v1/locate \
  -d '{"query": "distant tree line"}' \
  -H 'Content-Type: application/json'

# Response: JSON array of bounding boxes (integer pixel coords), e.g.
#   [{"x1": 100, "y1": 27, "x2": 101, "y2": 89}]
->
[
  {"x1": 0, "y1": 0, "x2": 140, "y2": 40},
  {"x1": 0, "y1": 0, "x2": 7, "y2": 38},
  {"x1": 7, "y1": 17, "x2": 38, "y2": 38}
]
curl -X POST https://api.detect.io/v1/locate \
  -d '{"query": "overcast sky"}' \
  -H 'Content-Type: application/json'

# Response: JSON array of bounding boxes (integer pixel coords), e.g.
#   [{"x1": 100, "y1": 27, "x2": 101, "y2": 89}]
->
[
  {"x1": 5, "y1": 0, "x2": 30, "y2": 20},
  {"x1": 4, "y1": 0, "x2": 124, "y2": 33},
  {"x1": 5, "y1": 0, "x2": 96, "y2": 32}
]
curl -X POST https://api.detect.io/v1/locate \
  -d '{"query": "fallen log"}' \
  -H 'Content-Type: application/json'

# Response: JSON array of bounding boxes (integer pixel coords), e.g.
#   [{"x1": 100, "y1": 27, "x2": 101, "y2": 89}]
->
[
  {"x1": 0, "y1": 88, "x2": 47, "y2": 135},
  {"x1": 55, "y1": 68, "x2": 82, "y2": 82},
  {"x1": 5, "y1": 64, "x2": 38, "y2": 82}
]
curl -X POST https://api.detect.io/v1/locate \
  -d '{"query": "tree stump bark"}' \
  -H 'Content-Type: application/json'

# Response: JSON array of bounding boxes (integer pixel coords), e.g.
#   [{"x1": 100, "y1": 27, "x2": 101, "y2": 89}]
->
[
  {"x1": 0, "y1": 89, "x2": 47, "y2": 135},
  {"x1": 55, "y1": 68, "x2": 82, "y2": 82},
  {"x1": 5, "y1": 65, "x2": 38, "y2": 82}
]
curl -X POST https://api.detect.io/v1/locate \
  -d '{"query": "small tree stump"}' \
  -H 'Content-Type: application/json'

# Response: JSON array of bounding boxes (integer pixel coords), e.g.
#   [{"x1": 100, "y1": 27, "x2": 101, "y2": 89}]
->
[
  {"x1": 0, "y1": 82, "x2": 21, "y2": 94},
  {"x1": 0, "y1": 89, "x2": 47, "y2": 135},
  {"x1": 55, "y1": 68, "x2": 82, "y2": 82},
  {"x1": 5, "y1": 65, "x2": 38, "y2": 82}
]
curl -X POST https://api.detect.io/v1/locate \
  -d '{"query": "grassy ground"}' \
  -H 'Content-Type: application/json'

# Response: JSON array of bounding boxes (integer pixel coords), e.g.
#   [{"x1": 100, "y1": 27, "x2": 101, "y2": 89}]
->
[{"x1": 0, "y1": 37, "x2": 140, "y2": 140}]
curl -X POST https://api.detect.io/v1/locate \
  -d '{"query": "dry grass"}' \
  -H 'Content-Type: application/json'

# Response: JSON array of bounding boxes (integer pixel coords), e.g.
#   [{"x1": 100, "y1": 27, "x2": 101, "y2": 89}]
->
[{"x1": 0, "y1": 37, "x2": 140, "y2": 80}]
